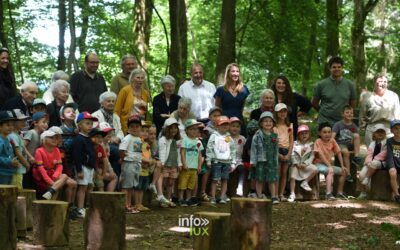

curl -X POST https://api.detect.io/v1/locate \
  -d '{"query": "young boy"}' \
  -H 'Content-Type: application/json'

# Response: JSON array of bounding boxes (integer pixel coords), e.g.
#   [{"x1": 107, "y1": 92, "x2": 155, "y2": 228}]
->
[
  {"x1": 59, "y1": 103, "x2": 78, "y2": 178},
  {"x1": 0, "y1": 111, "x2": 20, "y2": 184},
  {"x1": 31, "y1": 98, "x2": 47, "y2": 114},
  {"x1": 332, "y1": 105, "x2": 362, "y2": 182},
  {"x1": 386, "y1": 120, "x2": 400, "y2": 202},
  {"x1": 206, "y1": 116, "x2": 236, "y2": 204},
  {"x1": 314, "y1": 122, "x2": 347, "y2": 200},
  {"x1": 72, "y1": 112, "x2": 98, "y2": 218},
  {"x1": 119, "y1": 115, "x2": 143, "y2": 213}
]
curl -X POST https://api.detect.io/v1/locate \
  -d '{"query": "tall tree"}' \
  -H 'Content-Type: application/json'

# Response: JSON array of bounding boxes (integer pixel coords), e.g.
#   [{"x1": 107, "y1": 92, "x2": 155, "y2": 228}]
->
[
  {"x1": 0, "y1": 0, "x2": 8, "y2": 48},
  {"x1": 324, "y1": 0, "x2": 340, "y2": 76},
  {"x1": 6, "y1": 0, "x2": 23, "y2": 83},
  {"x1": 351, "y1": 0, "x2": 378, "y2": 89},
  {"x1": 134, "y1": 0, "x2": 153, "y2": 70},
  {"x1": 67, "y1": 0, "x2": 78, "y2": 72},
  {"x1": 215, "y1": 0, "x2": 236, "y2": 84},
  {"x1": 168, "y1": 0, "x2": 187, "y2": 85},
  {"x1": 57, "y1": 0, "x2": 67, "y2": 70},
  {"x1": 77, "y1": 0, "x2": 90, "y2": 56}
]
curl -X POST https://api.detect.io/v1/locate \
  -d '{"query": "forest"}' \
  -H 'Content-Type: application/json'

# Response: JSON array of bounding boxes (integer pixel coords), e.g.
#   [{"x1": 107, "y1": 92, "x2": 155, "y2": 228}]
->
[{"x1": 0, "y1": 0, "x2": 399, "y2": 109}]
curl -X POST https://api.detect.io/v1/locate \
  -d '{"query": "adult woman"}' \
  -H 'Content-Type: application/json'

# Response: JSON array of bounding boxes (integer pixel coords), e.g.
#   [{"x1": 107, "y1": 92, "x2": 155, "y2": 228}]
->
[
  {"x1": 359, "y1": 74, "x2": 400, "y2": 146},
  {"x1": 0, "y1": 47, "x2": 17, "y2": 106},
  {"x1": 250, "y1": 89, "x2": 275, "y2": 121},
  {"x1": 270, "y1": 75, "x2": 312, "y2": 137},
  {"x1": 170, "y1": 97, "x2": 195, "y2": 137},
  {"x1": 214, "y1": 63, "x2": 250, "y2": 121},
  {"x1": 115, "y1": 68, "x2": 151, "y2": 134},
  {"x1": 47, "y1": 80, "x2": 72, "y2": 127},
  {"x1": 43, "y1": 70, "x2": 74, "y2": 104},
  {"x1": 152, "y1": 75, "x2": 181, "y2": 135}
]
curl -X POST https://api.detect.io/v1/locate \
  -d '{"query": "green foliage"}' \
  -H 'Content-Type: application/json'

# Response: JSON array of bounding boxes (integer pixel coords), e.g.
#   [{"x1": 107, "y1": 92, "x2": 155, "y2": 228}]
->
[{"x1": 381, "y1": 222, "x2": 400, "y2": 240}]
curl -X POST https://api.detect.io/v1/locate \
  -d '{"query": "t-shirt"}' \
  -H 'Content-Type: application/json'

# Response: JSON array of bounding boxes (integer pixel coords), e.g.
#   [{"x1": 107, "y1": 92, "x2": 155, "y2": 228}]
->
[
  {"x1": 0, "y1": 135, "x2": 16, "y2": 176},
  {"x1": 8, "y1": 132, "x2": 26, "y2": 174},
  {"x1": 182, "y1": 137, "x2": 203, "y2": 169},
  {"x1": 313, "y1": 138, "x2": 340, "y2": 165},
  {"x1": 332, "y1": 120, "x2": 359, "y2": 145},
  {"x1": 386, "y1": 137, "x2": 400, "y2": 170},
  {"x1": 214, "y1": 85, "x2": 250, "y2": 119},
  {"x1": 35, "y1": 147, "x2": 63, "y2": 185},
  {"x1": 119, "y1": 134, "x2": 142, "y2": 162},
  {"x1": 233, "y1": 135, "x2": 245, "y2": 166},
  {"x1": 24, "y1": 129, "x2": 40, "y2": 156},
  {"x1": 276, "y1": 123, "x2": 292, "y2": 149},
  {"x1": 95, "y1": 144, "x2": 107, "y2": 171}
]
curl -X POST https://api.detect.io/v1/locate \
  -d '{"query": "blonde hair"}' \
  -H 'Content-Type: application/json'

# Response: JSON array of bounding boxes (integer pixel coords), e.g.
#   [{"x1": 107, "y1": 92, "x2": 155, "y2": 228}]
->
[{"x1": 223, "y1": 63, "x2": 244, "y2": 92}]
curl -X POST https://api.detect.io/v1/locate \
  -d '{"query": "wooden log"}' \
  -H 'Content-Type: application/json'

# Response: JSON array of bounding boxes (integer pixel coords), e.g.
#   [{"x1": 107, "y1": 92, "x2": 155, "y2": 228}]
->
[
  {"x1": 231, "y1": 197, "x2": 272, "y2": 250},
  {"x1": 295, "y1": 174, "x2": 320, "y2": 200},
  {"x1": 84, "y1": 191, "x2": 126, "y2": 250},
  {"x1": 0, "y1": 185, "x2": 18, "y2": 250},
  {"x1": 193, "y1": 212, "x2": 231, "y2": 250},
  {"x1": 18, "y1": 189, "x2": 36, "y2": 230},
  {"x1": 369, "y1": 170, "x2": 400, "y2": 201},
  {"x1": 32, "y1": 200, "x2": 69, "y2": 247},
  {"x1": 16, "y1": 196, "x2": 27, "y2": 238}
]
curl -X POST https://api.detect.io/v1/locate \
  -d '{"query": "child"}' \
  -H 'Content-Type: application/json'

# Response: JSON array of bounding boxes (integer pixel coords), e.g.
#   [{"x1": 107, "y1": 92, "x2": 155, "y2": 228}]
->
[
  {"x1": 206, "y1": 116, "x2": 236, "y2": 204},
  {"x1": 384, "y1": 120, "x2": 400, "y2": 202},
  {"x1": 98, "y1": 122, "x2": 118, "y2": 191},
  {"x1": 205, "y1": 107, "x2": 222, "y2": 134},
  {"x1": 147, "y1": 126, "x2": 163, "y2": 195},
  {"x1": 9, "y1": 109, "x2": 30, "y2": 189},
  {"x1": 72, "y1": 112, "x2": 98, "y2": 217},
  {"x1": 332, "y1": 105, "x2": 362, "y2": 182},
  {"x1": 274, "y1": 103, "x2": 294, "y2": 201},
  {"x1": 243, "y1": 119, "x2": 259, "y2": 198},
  {"x1": 178, "y1": 119, "x2": 203, "y2": 206},
  {"x1": 119, "y1": 115, "x2": 143, "y2": 213},
  {"x1": 33, "y1": 130, "x2": 77, "y2": 202},
  {"x1": 31, "y1": 98, "x2": 47, "y2": 114},
  {"x1": 229, "y1": 117, "x2": 246, "y2": 196},
  {"x1": 358, "y1": 124, "x2": 387, "y2": 199},
  {"x1": 0, "y1": 111, "x2": 20, "y2": 184},
  {"x1": 288, "y1": 124, "x2": 318, "y2": 202},
  {"x1": 313, "y1": 122, "x2": 347, "y2": 200},
  {"x1": 59, "y1": 103, "x2": 78, "y2": 178},
  {"x1": 250, "y1": 112, "x2": 279, "y2": 204},
  {"x1": 158, "y1": 117, "x2": 182, "y2": 207}
]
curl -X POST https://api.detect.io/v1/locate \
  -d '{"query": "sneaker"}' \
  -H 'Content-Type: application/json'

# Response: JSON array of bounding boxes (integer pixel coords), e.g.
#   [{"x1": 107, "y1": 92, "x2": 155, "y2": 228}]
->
[
  {"x1": 288, "y1": 193, "x2": 296, "y2": 202},
  {"x1": 201, "y1": 193, "x2": 210, "y2": 202},
  {"x1": 136, "y1": 204, "x2": 150, "y2": 211},
  {"x1": 42, "y1": 191, "x2": 53, "y2": 200},
  {"x1": 279, "y1": 196, "x2": 287, "y2": 202},
  {"x1": 68, "y1": 206, "x2": 80, "y2": 220},
  {"x1": 352, "y1": 156, "x2": 363, "y2": 166},
  {"x1": 271, "y1": 197, "x2": 280, "y2": 204},
  {"x1": 326, "y1": 193, "x2": 336, "y2": 201},
  {"x1": 357, "y1": 192, "x2": 367, "y2": 200},
  {"x1": 77, "y1": 208, "x2": 86, "y2": 218},
  {"x1": 219, "y1": 196, "x2": 229, "y2": 204},
  {"x1": 346, "y1": 175, "x2": 354, "y2": 183},
  {"x1": 248, "y1": 192, "x2": 257, "y2": 198},
  {"x1": 148, "y1": 183, "x2": 157, "y2": 194},
  {"x1": 300, "y1": 181, "x2": 312, "y2": 191},
  {"x1": 159, "y1": 196, "x2": 170, "y2": 208},
  {"x1": 168, "y1": 200, "x2": 177, "y2": 208},
  {"x1": 178, "y1": 200, "x2": 188, "y2": 207},
  {"x1": 187, "y1": 197, "x2": 199, "y2": 206},
  {"x1": 210, "y1": 197, "x2": 217, "y2": 205},
  {"x1": 336, "y1": 193, "x2": 348, "y2": 200}
]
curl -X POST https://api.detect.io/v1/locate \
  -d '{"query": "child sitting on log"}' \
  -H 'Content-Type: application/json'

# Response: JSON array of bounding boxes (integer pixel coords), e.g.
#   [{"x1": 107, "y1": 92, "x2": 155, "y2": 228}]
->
[
  {"x1": 358, "y1": 124, "x2": 387, "y2": 199},
  {"x1": 385, "y1": 120, "x2": 400, "y2": 202}
]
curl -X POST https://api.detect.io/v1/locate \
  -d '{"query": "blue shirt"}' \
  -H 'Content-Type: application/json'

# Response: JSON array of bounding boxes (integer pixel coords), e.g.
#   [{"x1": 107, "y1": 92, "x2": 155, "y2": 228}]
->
[
  {"x1": 0, "y1": 135, "x2": 17, "y2": 176},
  {"x1": 214, "y1": 85, "x2": 250, "y2": 120}
]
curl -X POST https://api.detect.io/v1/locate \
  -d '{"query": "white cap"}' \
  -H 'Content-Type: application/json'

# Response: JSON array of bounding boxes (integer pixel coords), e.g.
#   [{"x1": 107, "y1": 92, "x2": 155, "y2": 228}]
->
[
  {"x1": 48, "y1": 126, "x2": 63, "y2": 135},
  {"x1": 372, "y1": 123, "x2": 387, "y2": 133},
  {"x1": 274, "y1": 103, "x2": 288, "y2": 112},
  {"x1": 40, "y1": 130, "x2": 57, "y2": 142},
  {"x1": 163, "y1": 117, "x2": 179, "y2": 128}
]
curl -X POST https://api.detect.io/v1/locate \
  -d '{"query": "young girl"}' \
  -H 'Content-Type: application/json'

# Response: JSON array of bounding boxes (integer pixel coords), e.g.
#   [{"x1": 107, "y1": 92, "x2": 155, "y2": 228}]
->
[
  {"x1": 243, "y1": 119, "x2": 259, "y2": 198},
  {"x1": 274, "y1": 103, "x2": 294, "y2": 201},
  {"x1": 229, "y1": 117, "x2": 246, "y2": 196},
  {"x1": 250, "y1": 112, "x2": 279, "y2": 203},
  {"x1": 158, "y1": 117, "x2": 182, "y2": 207},
  {"x1": 358, "y1": 124, "x2": 387, "y2": 199},
  {"x1": 288, "y1": 125, "x2": 318, "y2": 202}
]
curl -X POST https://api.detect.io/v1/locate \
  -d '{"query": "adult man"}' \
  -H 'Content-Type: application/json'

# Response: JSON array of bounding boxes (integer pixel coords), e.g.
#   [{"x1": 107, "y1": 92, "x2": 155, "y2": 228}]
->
[
  {"x1": 70, "y1": 53, "x2": 107, "y2": 113},
  {"x1": 178, "y1": 63, "x2": 216, "y2": 122},
  {"x1": 311, "y1": 56, "x2": 357, "y2": 126},
  {"x1": 2, "y1": 81, "x2": 38, "y2": 117},
  {"x1": 110, "y1": 55, "x2": 138, "y2": 95}
]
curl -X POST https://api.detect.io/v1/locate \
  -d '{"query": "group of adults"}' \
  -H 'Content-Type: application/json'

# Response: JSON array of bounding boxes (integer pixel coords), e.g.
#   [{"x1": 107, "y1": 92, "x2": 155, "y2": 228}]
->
[{"x1": 1, "y1": 47, "x2": 400, "y2": 146}]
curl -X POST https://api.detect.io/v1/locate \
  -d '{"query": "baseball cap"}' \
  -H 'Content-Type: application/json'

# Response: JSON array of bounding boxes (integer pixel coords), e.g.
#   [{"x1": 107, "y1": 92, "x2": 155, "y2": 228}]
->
[
  {"x1": 99, "y1": 122, "x2": 114, "y2": 133},
  {"x1": 76, "y1": 112, "x2": 98, "y2": 123},
  {"x1": 259, "y1": 111, "x2": 275, "y2": 123},
  {"x1": 89, "y1": 128, "x2": 107, "y2": 137},
  {"x1": 12, "y1": 109, "x2": 29, "y2": 120},
  {"x1": 163, "y1": 117, "x2": 179, "y2": 128},
  {"x1": 297, "y1": 124, "x2": 310, "y2": 134},
  {"x1": 209, "y1": 107, "x2": 222, "y2": 116},
  {"x1": 32, "y1": 112, "x2": 48, "y2": 122},
  {"x1": 0, "y1": 110, "x2": 16, "y2": 122},
  {"x1": 32, "y1": 98, "x2": 46, "y2": 107},
  {"x1": 216, "y1": 116, "x2": 230, "y2": 126},
  {"x1": 127, "y1": 115, "x2": 142, "y2": 127},
  {"x1": 274, "y1": 103, "x2": 288, "y2": 112},
  {"x1": 372, "y1": 124, "x2": 387, "y2": 133},
  {"x1": 40, "y1": 130, "x2": 56, "y2": 142},
  {"x1": 48, "y1": 126, "x2": 63, "y2": 135},
  {"x1": 390, "y1": 120, "x2": 400, "y2": 129},
  {"x1": 229, "y1": 117, "x2": 241, "y2": 124},
  {"x1": 59, "y1": 103, "x2": 78, "y2": 118},
  {"x1": 184, "y1": 119, "x2": 202, "y2": 129}
]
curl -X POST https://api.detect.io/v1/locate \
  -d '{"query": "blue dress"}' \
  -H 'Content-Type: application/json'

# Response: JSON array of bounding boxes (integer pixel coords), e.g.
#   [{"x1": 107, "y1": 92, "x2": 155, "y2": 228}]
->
[{"x1": 214, "y1": 85, "x2": 250, "y2": 120}]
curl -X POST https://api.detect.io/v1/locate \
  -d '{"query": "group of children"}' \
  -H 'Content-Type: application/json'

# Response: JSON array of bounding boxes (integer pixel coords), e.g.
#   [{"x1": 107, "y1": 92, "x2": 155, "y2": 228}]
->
[{"x1": 2, "y1": 98, "x2": 400, "y2": 219}]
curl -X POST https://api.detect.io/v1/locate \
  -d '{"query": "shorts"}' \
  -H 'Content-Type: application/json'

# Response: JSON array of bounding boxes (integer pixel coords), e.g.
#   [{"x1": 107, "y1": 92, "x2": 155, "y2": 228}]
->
[
  {"x1": 368, "y1": 160, "x2": 386, "y2": 169},
  {"x1": 120, "y1": 161, "x2": 141, "y2": 189},
  {"x1": 0, "y1": 174, "x2": 12, "y2": 185},
  {"x1": 163, "y1": 166, "x2": 178, "y2": 179},
  {"x1": 279, "y1": 148, "x2": 290, "y2": 163},
  {"x1": 134, "y1": 175, "x2": 150, "y2": 191},
  {"x1": 76, "y1": 166, "x2": 94, "y2": 186},
  {"x1": 338, "y1": 143, "x2": 354, "y2": 151},
  {"x1": 178, "y1": 169, "x2": 197, "y2": 190},
  {"x1": 316, "y1": 163, "x2": 343, "y2": 175},
  {"x1": 11, "y1": 174, "x2": 23, "y2": 189},
  {"x1": 32, "y1": 167, "x2": 56, "y2": 193},
  {"x1": 211, "y1": 162, "x2": 230, "y2": 181}
]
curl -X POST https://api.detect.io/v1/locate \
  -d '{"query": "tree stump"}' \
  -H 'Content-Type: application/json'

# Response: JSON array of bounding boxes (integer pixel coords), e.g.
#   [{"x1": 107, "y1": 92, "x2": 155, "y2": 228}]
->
[
  {"x1": 193, "y1": 212, "x2": 231, "y2": 250},
  {"x1": 32, "y1": 200, "x2": 69, "y2": 247},
  {"x1": 231, "y1": 197, "x2": 272, "y2": 250},
  {"x1": 16, "y1": 196, "x2": 27, "y2": 238},
  {"x1": 18, "y1": 189, "x2": 36, "y2": 230},
  {"x1": 369, "y1": 170, "x2": 400, "y2": 201},
  {"x1": 84, "y1": 191, "x2": 126, "y2": 250},
  {"x1": 0, "y1": 185, "x2": 18, "y2": 250},
  {"x1": 295, "y1": 175, "x2": 320, "y2": 200}
]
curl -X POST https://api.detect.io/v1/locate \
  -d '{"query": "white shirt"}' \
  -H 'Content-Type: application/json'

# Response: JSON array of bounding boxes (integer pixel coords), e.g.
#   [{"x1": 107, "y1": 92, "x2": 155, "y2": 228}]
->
[
  {"x1": 178, "y1": 80, "x2": 216, "y2": 120},
  {"x1": 119, "y1": 134, "x2": 142, "y2": 162}
]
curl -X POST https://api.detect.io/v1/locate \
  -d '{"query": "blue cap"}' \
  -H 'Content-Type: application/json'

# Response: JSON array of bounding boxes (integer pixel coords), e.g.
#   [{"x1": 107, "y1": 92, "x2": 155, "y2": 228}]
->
[
  {"x1": 390, "y1": 120, "x2": 400, "y2": 129},
  {"x1": 76, "y1": 112, "x2": 98, "y2": 123},
  {"x1": 0, "y1": 110, "x2": 16, "y2": 122},
  {"x1": 32, "y1": 111, "x2": 48, "y2": 122}
]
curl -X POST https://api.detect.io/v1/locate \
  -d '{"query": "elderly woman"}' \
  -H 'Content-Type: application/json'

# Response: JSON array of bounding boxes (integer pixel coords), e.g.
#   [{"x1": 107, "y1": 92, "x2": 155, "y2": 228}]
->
[
  {"x1": 270, "y1": 75, "x2": 312, "y2": 137},
  {"x1": 152, "y1": 75, "x2": 181, "y2": 135},
  {"x1": 359, "y1": 74, "x2": 400, "y2": 146},
  {"x1": 250, "y1": 89, "x2": 275, "y2": 121},
  {"x1": 170, "y1": 97, "x2": 196, "y2": 137},
  {"x1": 115, "y1": 68, "x2": 151, "y2": 135},
  {"x1": 47, "y1": 80, "x2": 72, "y2": 127},
  {"x1": 43, "y1": 70, "x2": 74, "y2": 104},
  {"x1": 0, "y1": 47, "x2": 17, "y2": 106}
]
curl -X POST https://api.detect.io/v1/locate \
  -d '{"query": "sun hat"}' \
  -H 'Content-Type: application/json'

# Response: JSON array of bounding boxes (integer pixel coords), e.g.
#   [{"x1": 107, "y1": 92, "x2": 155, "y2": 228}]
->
[{"x1": 259, "y1": 111, "x2": 275, "y2": 124}]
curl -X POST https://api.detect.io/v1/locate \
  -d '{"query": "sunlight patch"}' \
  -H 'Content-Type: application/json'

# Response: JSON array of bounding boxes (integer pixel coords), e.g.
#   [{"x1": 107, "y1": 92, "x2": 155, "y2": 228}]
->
[
  {"x1": 352, "y1": 213, "x2": 369, "y2": 218},
  {"x1": 311, "y1": 201, "x2": 364, "y2": 209},
  {"x1": 126, "y1": 226, "x2": 136, "y2": 230},
  {"x1": 369, "y1": 216, "x2": 400, "y2": 225},
  {"x1": 368, "y1": 201, "x2": 397, "y2": 210},
  {"x1": 324, "y1": 221, "x2": 354, "y2": 229},
  {"x1": 169, "y1": 226, "x2": 190, "y2": 233},
  {"x1": 17, "y1": 243, "x2": 44, "y2": 249},
  {"x1": 126, "y1": 233, "x2": 143, "y2": 240}
]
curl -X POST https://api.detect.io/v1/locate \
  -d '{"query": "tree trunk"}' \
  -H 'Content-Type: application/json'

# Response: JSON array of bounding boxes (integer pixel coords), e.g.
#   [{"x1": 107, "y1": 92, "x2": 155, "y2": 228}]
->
[
  {"x1": 57, "y1": 0, "x2": 67, "y2": 70},
  {"x1": 67, "y1": 0, "x2": 79, "y2": 73},
  {"x1": 193, "y1": 212, "x2": 231, "y2": 250},
  {"x1": 6, "y1": 0, "x2": 23, "y2": 83},
  {"x1": 16, "y1": 196, "x2": 26, "y2": 238},
  {"x1": 18, "y1": 189, "x2": 36, "y2": 230},
  {"x1": 231, "y1": 197, "x2": 272, "y2": 250},
  {"x1": 168, "y1": 0, "x2": 188, "y2": 85},
  {"x1": 375, "y1": 0, "x2": 387, "y2": 73},
  {"x1": 77, "y1": 0, "x2": 90, "y2": 57},
  {"x1": 324, "y1": 0, "x2": 340, "y2": 76},
  {"x1": 0, "y1": 185, "x2": 18, "y2": 250},
  {"x1": 215, "y1": 0, "x2": 236, "y2": 85},
  {"x1": 32, "y1": 200, "x2": 69, "y2": 247},
  {"x1": 369, "y1": 169, "x2": 396, "y2": 201},
  {"x1": 184, "y1": 0, "x2": 198, "y2": 62},
  {"x1": 0, "y1": 0, "x2": 7, "y2": 48},
  {"x1": 84, "y1": 192, "x2": 126, "y2": 250}
]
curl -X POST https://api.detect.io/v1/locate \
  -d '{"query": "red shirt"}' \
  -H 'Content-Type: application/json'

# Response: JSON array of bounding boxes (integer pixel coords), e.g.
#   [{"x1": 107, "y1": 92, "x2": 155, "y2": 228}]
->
[{"x1": 35, "y1": 147, "x2": 63, "y2": 185}]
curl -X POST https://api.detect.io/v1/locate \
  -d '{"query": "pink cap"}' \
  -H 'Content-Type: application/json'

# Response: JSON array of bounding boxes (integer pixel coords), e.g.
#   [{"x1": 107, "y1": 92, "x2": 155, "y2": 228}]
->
[
  {"x1": 229, "y1": 117, "x2": 241, "y2": 124},
  {"x1": 297, "y1": 124, "x2": 310, "y2": 134}
]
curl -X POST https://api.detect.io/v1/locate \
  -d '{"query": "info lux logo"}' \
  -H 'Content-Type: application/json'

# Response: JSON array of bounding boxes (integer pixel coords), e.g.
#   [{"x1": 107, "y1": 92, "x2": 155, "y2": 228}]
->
[{"x1": 179, "y1": 215, "x2": 210, "y2": 236}]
